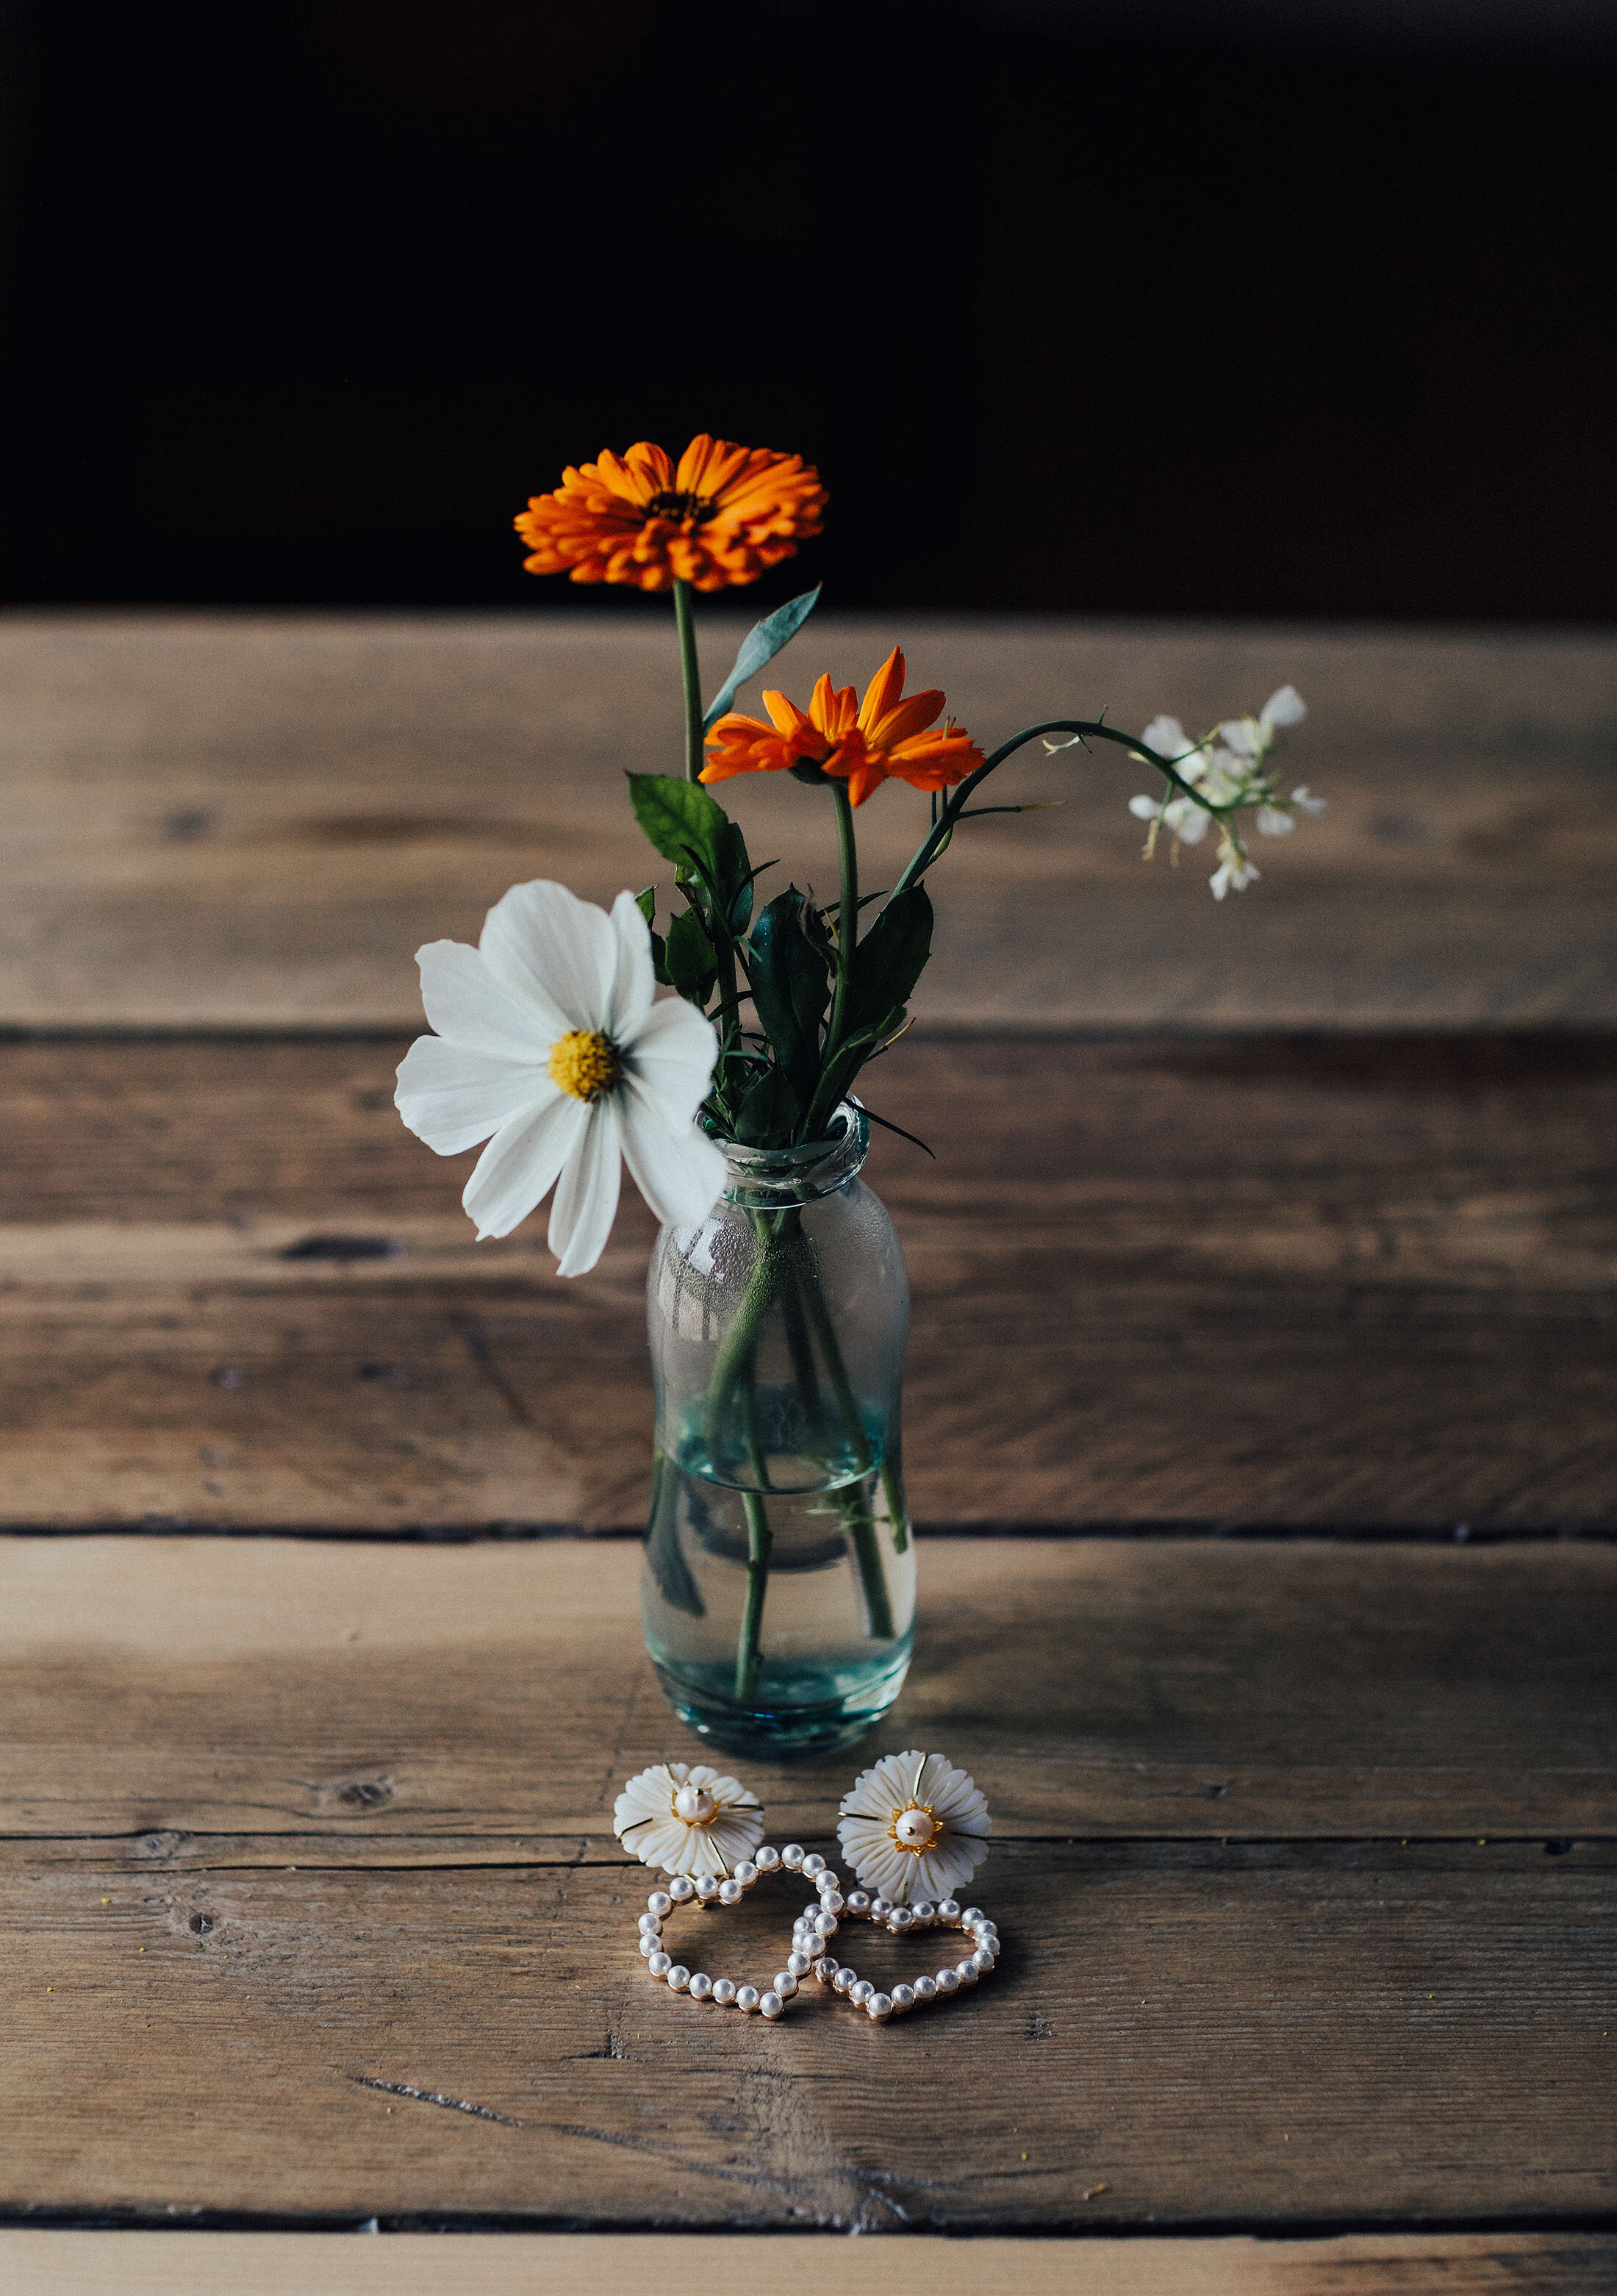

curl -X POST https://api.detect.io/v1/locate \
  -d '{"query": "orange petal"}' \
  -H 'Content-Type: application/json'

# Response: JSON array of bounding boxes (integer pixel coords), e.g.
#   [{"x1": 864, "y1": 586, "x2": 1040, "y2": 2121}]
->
[
  {"x1": 870, "y1": 690, "x2": 947, "y2": 750},
  {"x1": 857, "y1": 647, "x2": 906, "y2": 735}
]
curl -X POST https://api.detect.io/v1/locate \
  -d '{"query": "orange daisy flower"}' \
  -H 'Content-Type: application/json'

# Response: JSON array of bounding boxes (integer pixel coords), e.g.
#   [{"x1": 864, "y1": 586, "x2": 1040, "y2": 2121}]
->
[
  {"x1": 702, "y1": 646, "x2": 983, "y2": 807},
  {"x1": 515, "y1": 434, "x2": 825, "y2": 593}
]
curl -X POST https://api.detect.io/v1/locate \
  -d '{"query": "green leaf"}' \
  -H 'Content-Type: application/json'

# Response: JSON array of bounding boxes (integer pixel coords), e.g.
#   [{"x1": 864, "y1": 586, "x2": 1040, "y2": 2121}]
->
[
  {"x1": 733, "y1": 1065, "x2": 800, "y2": 1148},
  {"x1": 634, "y1": 886, "x2": 656, "y2": 929},
  {"x1": 717, "y1": 819, "x2": 756, "y2": 934},
  {"x1": 747, "y1": 889, "x2": 831, "y2": 1115},
  {"x1": 664, "y1": 905, "x2": 717, "y2": 1003},
  {"x1": 803, "y1": 1012, "x2": 903, "y2": 1138},
  {"x1": 702, "y1": 586, "x2": 821, "y2": 731},
  {"x1": 628, "y1": 774, "x2": 731, "y2": 884},
  {"x1": 846, "y1": 885, "x2": 933, "y2": 1040}
]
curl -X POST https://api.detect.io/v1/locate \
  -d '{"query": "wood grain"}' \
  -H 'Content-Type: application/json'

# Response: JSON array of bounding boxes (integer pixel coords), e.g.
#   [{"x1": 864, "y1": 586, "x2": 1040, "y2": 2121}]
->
[
  {"x1": 1, "y1": 1033, "x2": 1610, "y2": 1530},
  {"x1": 1, "y1": 614, "x2": 1613, "y2": 1028},
  {"x1": 5, "y1": 2233, "x2": 1615, "y2": 2296},
  {"x1": 3, "y1": 1535, "x2": 1613, "y2": 1841},
  {"x1": 2, "y1": 1836, "x2": 1613, "y2": 2229}
]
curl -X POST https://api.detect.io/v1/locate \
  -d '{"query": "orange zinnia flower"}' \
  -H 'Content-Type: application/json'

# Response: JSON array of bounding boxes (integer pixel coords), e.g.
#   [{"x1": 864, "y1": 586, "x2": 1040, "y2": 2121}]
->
[
  {"x1": 515, "y1": 434, "x2": 825, "y2": 593},
  {"x1": 702, "y1": 646, "x2": 983, "y2": 807}
]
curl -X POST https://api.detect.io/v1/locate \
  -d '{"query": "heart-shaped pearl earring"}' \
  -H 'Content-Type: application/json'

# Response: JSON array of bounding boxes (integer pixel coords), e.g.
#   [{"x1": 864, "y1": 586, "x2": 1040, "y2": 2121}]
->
[{"x1": 616, "y1": 1763, "x2": 809, "y2": 2020}]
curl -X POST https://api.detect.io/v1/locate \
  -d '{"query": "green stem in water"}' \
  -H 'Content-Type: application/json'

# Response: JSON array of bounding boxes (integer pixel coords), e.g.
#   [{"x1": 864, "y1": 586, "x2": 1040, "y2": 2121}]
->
[
  {"x1": 734, "y1": 1489, "x2": 773, "y2": 1704},
  {"x1": 673, "y1": 579, "x2": 703, "y2": 784}
]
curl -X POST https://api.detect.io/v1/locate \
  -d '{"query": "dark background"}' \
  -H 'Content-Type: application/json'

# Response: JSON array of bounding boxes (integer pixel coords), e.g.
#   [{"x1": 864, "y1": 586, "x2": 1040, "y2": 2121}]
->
[{"x1": 3, "y1": 0, "x2": 1613, "y2": 620}]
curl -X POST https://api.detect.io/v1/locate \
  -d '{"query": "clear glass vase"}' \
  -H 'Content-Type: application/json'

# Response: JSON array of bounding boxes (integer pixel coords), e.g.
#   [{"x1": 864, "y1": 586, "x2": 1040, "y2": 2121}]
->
[{"x1": 640, "y1": 1103, "x2": 916, "y2": 1757}]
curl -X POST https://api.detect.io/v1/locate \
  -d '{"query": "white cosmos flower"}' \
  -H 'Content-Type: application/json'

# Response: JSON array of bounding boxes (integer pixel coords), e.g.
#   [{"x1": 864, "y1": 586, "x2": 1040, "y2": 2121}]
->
[
  {"x1": 395, "y1": 880, "x2": 726, "y2": 1276},
  {"x1": 836, "y1": 1748, "x2": 991, "y2": 1906},
  {"x1": 613, "y1": 1762, "x2": 764, "y2": 1878}
]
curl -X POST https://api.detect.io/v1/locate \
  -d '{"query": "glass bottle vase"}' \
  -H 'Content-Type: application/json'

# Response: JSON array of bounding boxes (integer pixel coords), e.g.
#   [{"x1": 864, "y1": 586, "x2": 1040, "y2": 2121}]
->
[{"x1": 640, "y1": 1104, "x2": 915, "y2": 1757}]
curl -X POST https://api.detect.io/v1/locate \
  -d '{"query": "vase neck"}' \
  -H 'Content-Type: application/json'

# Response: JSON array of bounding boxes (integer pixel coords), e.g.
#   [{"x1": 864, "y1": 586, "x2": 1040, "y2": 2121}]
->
[{"x1": 717, "y1": 1102, "x2": 869, "y2": 1207}]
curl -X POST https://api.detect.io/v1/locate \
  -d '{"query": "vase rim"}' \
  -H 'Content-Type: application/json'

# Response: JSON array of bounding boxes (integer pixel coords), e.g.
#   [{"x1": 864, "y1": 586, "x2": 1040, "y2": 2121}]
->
[{"x1": 711, "y1": 1101, "x2": 869, "y2": 1205}]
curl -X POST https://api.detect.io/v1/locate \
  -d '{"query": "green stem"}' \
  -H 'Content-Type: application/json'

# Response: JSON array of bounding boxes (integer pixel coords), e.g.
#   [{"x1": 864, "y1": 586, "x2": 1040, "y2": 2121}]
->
[
  {"x1": 673, "y1": 579, "x2": 703, "y2": 783},
  {"x1": 889, "y1": 720, "x2": 1238, "y2": 902},
  {"x1": 787, "y1": 1253, "x2": 902, "y2": 1626},
  {"x1": 840, "y1": 1499, "x2": 897, "y2": 1641},
  {"x1": 825, "y1": 781, "x2": 858, "y2": 1064},
  {"x1": 734, "y1": 1489, "x2": 773, "y2": 1704}
]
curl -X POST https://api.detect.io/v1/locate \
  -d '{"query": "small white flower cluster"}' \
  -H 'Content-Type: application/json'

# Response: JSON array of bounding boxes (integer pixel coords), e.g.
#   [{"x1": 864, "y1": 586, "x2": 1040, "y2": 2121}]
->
[{"x1": 1127, "y1": 684, "x2": 1324, "y2": 898}]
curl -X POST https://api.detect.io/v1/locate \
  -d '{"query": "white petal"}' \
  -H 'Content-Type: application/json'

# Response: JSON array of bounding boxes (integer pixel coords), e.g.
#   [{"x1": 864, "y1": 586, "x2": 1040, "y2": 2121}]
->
[
  {"x1": 1261, "y1": 684, "x2": 1307, "y2": 729},
  {"x1": 707, "y1": 1811, "x2": 767, "y2": 1870},
  {"x1": 395, "y1": 1034, "x2": 553, "y2": 1156},
  {"x1": 840, "y1": 1750, "x2": 915, "y2": 1820},
  {"x1": 1218, "y1": 718, "x2": 1262, "y2": 757},
  {"x1": 603, "y1": 890, "x2": 657, "y2": 1039},
  {"x1": 619, "y1": 1080, "x2": 728, "y2": 1231},
  {"x1": 1175, "y1": 807, "x2": 1211, "y2": 844},
  {"x1": 1128, "y1": 794, "x2": 1163, "y2": 821},
  {"x1": 622, "y1": 996, "x2": 721, "y2": 1126},
  {"x1": 462, "y1": 1092, "x2": 587, "y2": 1240},
  {"x1": 923, "y1": 1757, "x2": 991, "y2": 1833},
  {"x1": 1210, "y1": 865, "x2": 1231, "y2": 900},
  {"x1": 1255, "y1": 806, "x2": 1295, "y2": 836},
  {"x1": 548, "y1": 1099, "x2": 623, "y2": 1277},
  {"x1": 1291, "y1": 785, "x2": 1328, "y2": 815},
  {"x1": 1141, "y1": 714, "x2": 1188, "y2": 754},
  {"x1": 911, "y1": 1833, "x2": 989, "y2": 1900},
  {"x1": 416, "y1": 939, "x2": 553, "y2": 1059},
  {"x1": 479, "y1": 880, "x2": 617, "y2": 1034}
]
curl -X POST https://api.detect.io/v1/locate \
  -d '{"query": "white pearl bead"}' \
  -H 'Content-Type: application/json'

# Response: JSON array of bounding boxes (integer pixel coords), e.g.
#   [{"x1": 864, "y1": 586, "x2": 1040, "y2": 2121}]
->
[
  {"x1": 893, "y1": 1806, "x2": 935, "y2": 1848},
  {"x1": 936, "y1": 1967, "x2": 961, "y2": 1993},
  {"x1": 648, "y1": 1951, "x2": 672, "y2": 1978},
  {"x1": 688, "y1": 1973, "x2": 713, "y2": 2000},
  {"x1": 980, "y1": 1936, "x2": 1002, "y2": 1960},
  {"x1": 736, "y1": 1985, "x2": 759, "y2": 2013},
  {"x1": 802, "y1": 1853, "x2": 825, "y2": 1877},
  {"x1": 812, "y1": 1957, "x2": 834, "y2": 1984},
  {"x1": 961, "y1": 1907, "x2": 985, "y2": 1927},
  {"x1": 849, "y1": 1979, "x2": 874, "y2": 2006},
  {"x1": 911, "y1": 1900, "x2": 936, "y2": 1923},
  {"x1": 759, "y1": 1991, "x2": 785, "y2": 2020},
  {"x1": 666, "y1": 1964, "x2": 691, "y2": 1991},
  {"x1": 955, "y1": 1960, "x2": 978, "y2": 1986},
  {"x1": 732, "y1": 1861, "x2": 757, "y2": 1886},
  {"x1": 972, "y1": 1948, "x2": 994, "y2": 1974},
  {"x1": 781, "y1": 1844, "x2": 805, "y2": 1869},
  {"x1": 867, "y1": 1992, "x2": 893, "y2": 2021},
  {"x1": 936, "y1": 1898, "x2": 960, "y2": 1920},
  {"x1": 694, "y1": 1873, "x2": 720, "y2": 1900},
  {"x1": 831, "y1": 1966, "x2": 853, "y2": 1993},
  {"x1": 711, "y1": 1978, "x2": 736, "y2": 2005},
  {"x1": 786, "y1": 1952, "x2": 811, "y2": 1978},
  {"x1": 772, "y1": 1973, "x2": 798, "y2": 1998},
  {"x1": 889, "y1": 1906, "x2": 914, "y2": 1931},
  {"x1": 670, "y1": 1876, "x2": 695, "y2": 1903},
  {"x1": 637, "y1": 1912, "x2": 662, "y2": 1934},
  {"x1": 718, "y1": 1878, "x2": 742, "y2": 1905},
  {"x1": 819, "y1": 1890, "x2": 845, "y2": 1916},
  {"x1": 674, "y1": 1783, "x2": 717, "y2": 1822},
  {"x1": 847, "y1": 1890, "x2": 870, "y2": 1911},
  {"x1": 870, "y1": 1896, "x2": 892, "y2": 1919},
  {"x1": 754, "y1": 1846, "x2": 780, "y2": 1871},
  {"x1": 813, "y1": 1911, "x2": 838, "y2": 1937},
  {"x1": 801, "y1": 1900, "x2": 822, "y2": 1921},
  {"x1": 975, "y1": 1918, "x2": 998, "y2": 1936},
  {"x1": 914, "y1": 1975, "x2": 938, "y2": 2002},
  {"x1": 648, "y1": 1891, "x2": 673, "y2": 1917},
  {"x1": 637, "y1": 1934, "x2": 657, "y2": 1958},
  {"x1": 891, "y1": 1984, "x2": 915, "y2": 2012}
]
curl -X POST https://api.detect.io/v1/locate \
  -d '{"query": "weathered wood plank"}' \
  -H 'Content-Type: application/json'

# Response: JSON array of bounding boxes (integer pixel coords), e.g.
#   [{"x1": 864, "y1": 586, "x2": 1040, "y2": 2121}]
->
[
  {"x1": 1, "y1": 615, "x2": 1612, "y2": 1028},
  {"x1": 4, "y1": 2232, "x2": 1614, "y2": 2296},
  {"x1": 2, "y1": 1033, "x2": 1612, "y2": 1531},
  {"x1": 1, "y1": 1837, "x2": 1612, "y2": 2229},
  {"x1": 2, "y1": 1536, "x2": 1613, "y2": 1840}
]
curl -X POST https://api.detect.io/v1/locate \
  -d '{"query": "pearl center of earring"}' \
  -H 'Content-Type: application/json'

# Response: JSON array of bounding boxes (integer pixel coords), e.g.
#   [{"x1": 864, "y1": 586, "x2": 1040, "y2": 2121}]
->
[
  {"x1": 674, "y1": 1784, "x2": 717, "y2": 1823},
  {"x1": 894, "y1": 1804, "x2": 936, "y2": 1850}
]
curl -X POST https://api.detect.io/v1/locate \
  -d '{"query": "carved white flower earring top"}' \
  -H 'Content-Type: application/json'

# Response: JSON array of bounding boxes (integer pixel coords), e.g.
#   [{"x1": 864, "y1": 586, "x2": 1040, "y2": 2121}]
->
[
  {"x1": 613, "y1": 1761, "x2": 764, "y2": 1878},
  {"x1": 836, "y1": 1749, "x2": 990, "y2": 1906}
]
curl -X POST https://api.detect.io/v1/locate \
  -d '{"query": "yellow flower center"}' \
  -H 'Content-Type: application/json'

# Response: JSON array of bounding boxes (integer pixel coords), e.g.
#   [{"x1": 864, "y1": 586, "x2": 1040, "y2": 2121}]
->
[{"x1": 548, "y1": 1029, "x2": 620, "y2": 1103}]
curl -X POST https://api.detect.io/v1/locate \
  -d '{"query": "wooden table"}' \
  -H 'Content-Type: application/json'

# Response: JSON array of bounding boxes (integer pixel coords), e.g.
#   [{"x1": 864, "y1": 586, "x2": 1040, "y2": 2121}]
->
[{"x1": 1, "y1": 615, "x2": 1613, "y2": 2295}]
